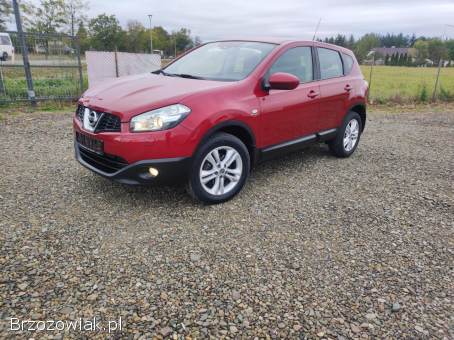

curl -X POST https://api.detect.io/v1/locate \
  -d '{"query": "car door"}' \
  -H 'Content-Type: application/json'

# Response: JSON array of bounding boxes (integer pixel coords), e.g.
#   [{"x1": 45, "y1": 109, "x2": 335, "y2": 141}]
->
[
  {"x1": 316, "y1": 47, "x2": 350, "y2": 131},
  {"x1": 259, "y1": 46, "x2": 320, "y2": 148}
]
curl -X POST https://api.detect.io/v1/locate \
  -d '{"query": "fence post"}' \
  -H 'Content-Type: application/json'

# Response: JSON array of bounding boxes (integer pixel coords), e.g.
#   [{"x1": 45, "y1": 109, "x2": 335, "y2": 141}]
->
[
  {"x1": 0, "y1": 61, "x2": 5, "y2": 95},
  {"x1": 73, "y1": 35, "x2": 84, "y2": 94},
  {"x1": 114, "y1": 49, "x2": 119, "y2": 78},
  {"x1": 432, "y1": 59, "x2": 443, "y2": 102},
  {"x1": 12, "y1": 0, "x2": 36, "y2": 107},
  {"x1": 368, "y1": 54, "x2": 375, "y2": 103}
]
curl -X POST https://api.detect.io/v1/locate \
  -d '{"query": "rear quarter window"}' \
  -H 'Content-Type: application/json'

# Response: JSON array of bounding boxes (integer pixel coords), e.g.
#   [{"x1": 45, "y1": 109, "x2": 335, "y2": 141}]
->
[
  {"x1": 318, "y1": 48, "x2": 344, "y2": 80},
  {"x1": 342, "y1": 53, "x2": 354, "y2": 75}
]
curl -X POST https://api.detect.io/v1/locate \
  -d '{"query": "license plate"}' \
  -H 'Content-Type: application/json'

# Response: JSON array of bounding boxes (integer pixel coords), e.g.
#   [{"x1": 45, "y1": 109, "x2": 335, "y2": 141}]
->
[{"x1": 76, "y1": 132, "x2": 104, "y2": 154}]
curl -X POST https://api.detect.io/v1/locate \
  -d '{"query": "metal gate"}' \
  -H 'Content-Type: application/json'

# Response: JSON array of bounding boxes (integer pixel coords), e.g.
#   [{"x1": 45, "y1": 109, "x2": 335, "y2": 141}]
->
[{"x1": 0, "y1": 31, "x2": 84, "y2": 105}]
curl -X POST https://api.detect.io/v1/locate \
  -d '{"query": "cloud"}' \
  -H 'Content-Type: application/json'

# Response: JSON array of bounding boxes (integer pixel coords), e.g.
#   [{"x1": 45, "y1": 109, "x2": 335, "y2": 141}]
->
[{"x1": 21, "y1": 0, "x2": 454, "y2": 40}]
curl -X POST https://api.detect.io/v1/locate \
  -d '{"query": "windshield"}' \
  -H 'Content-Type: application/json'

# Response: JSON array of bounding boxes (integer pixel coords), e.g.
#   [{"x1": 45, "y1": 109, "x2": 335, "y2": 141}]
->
[
  {"x1": 0, "y1": 35, "x2": 12, "y2": 45},
  {"x1": 163, "y1": 41, "x2": 277, "y2": 81}
]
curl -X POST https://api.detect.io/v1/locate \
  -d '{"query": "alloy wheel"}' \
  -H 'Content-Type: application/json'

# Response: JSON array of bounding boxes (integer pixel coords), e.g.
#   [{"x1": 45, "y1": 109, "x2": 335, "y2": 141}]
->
[
  {"x1": 199, "y1": 146, "x2": 243, "y2": 196},
  {"x1": 343, "y1": 118, "x2": 359, "y2": 152}
]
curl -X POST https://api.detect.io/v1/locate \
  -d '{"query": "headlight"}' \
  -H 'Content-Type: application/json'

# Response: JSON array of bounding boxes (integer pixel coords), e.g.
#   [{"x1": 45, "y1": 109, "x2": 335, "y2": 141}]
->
[{"x1": 130, "y1": 104, "x2": 191, "y2": 132}]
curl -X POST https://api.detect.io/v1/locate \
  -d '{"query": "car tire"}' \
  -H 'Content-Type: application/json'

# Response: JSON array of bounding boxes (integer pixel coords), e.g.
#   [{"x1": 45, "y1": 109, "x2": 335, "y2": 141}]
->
[
  {"x1": 188, "y1": 132, "x2": 250, "y2": 204},
  {"x1": 1, "y1": 52, "x2": 7, "y2": 61},
  {"x1": 328, "y1": 111, "x2": 362, "y2": 158}
]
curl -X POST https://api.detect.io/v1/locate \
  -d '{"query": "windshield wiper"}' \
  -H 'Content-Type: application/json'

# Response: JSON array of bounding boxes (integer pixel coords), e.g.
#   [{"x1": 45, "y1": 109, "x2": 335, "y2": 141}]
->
[
  {"x1": 151, "y1": 69, "x2": 171, "y2": 76},
  {"x1": 168, "y1": 73, "x2": 205, "y2": 80},
  {"x1": 152, "y1": 70, "x2": 204, "y2": 80}
]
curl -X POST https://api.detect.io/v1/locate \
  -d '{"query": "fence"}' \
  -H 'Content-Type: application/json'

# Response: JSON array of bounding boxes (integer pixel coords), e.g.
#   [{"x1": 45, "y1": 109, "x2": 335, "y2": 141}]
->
[
  {"x1": 0, "y1": 31, "x2": 84, "y2": 104},
  {"x1": 361, "y1": 64, "x2": 454, "y2": 104},
  {"x1": 86, "y1": 51, "x2": 161, "y2": 87}
]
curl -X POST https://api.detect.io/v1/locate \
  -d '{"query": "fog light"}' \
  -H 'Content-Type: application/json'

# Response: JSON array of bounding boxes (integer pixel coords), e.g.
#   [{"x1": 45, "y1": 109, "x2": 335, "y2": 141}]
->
[{"x1": 148, "y1": 167, "x2": 159, "y2": 177}]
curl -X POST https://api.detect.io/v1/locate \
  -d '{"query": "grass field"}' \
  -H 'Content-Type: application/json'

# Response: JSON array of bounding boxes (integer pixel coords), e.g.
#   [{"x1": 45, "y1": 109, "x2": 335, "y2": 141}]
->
[
  {"x1": 0, "y1": 66, "x2": 85, "y2": 101},
  {"x1": 360, "y1": 65, "x2": 454, "y2": 103}
]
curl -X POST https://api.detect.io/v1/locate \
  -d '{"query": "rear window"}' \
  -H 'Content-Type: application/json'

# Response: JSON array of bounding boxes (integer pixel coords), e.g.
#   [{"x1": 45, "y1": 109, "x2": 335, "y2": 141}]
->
[
  {"x1": 0, "y1": 36, "x2": 11, "y2": 45},
  {"x1": 318, "y1": 48, "x2": 343, "y2": 80},
  {"x1": 342, "y1": 53, "x2": 354, "y2": 75}
]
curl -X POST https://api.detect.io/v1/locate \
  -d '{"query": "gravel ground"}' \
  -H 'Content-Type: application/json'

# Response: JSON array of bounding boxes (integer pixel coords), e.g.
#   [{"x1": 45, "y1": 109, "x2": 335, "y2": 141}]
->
[{"x1": 0, "y1": 108, "x2": 453, "y2": 339}]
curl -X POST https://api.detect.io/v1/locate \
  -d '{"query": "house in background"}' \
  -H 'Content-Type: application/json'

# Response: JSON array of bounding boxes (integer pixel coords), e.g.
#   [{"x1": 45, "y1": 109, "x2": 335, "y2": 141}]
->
[{"x1": 370, "y1": 47, "x2": 417, "y2": 65}]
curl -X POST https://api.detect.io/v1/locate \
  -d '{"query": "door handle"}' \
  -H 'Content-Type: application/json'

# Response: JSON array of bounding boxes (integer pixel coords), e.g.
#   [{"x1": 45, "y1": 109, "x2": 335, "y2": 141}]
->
[
  {"x1": 344, "y1": 84, "x2": 353, "y2": 92},
  {"x1": 307, "y1": 90, "x2": 319, "y2": 99}
]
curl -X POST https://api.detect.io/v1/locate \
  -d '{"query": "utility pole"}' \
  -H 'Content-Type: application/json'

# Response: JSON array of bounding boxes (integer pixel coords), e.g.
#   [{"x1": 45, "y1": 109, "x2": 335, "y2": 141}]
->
[
  {"x1": 148, "y1": 14, "x2": 153, "y2": 53},
  {"x1": 13, "y1": 0, "x2": 36, "y2": 107}
]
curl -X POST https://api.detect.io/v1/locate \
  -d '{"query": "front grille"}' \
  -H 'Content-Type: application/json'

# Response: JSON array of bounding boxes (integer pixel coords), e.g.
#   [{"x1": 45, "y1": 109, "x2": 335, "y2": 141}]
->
[
  {"x1": 76, "y1": 105, "x2": 121, "y2": 133},
  {"x1": 97, "y1": 113, "x2": 122, "y2": 132},
  {"x1": 78, "y1": 146, "x2": 128, "y2": 174}
]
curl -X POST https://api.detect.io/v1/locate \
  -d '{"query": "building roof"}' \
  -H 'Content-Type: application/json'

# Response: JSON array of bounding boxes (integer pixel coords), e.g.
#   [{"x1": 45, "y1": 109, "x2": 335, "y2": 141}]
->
[{"x1": 372, "y1": 47, "x2": 415, "y2": 56}]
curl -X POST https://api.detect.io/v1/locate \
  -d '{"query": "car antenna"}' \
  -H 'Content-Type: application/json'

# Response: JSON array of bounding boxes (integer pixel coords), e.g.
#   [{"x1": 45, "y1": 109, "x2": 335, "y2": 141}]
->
[{"x1": 312, "y1": 18, "x2": 322, "y2": 41}]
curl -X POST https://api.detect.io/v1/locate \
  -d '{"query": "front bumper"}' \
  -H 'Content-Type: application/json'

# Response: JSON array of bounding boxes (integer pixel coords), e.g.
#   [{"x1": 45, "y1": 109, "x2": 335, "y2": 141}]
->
[{"x1": 75, "y1": 142, "x2": 191, "y2": 185}]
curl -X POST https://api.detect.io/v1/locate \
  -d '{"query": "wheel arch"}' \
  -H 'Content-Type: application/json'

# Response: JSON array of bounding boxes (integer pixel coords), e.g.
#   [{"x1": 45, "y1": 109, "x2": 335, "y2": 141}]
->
[
  {"x1": 348, "y1": 103, "x2": 367, "y2": 132},
  {"x1": 196, "y1": 120, "x2": 258, "y2": 166}
]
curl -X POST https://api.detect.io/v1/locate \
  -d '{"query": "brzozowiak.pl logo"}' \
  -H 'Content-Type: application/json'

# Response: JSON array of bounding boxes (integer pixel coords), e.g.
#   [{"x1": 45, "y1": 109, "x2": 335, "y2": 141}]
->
[{"x1": 10, "y1": 317, "x2": 123, "y2": 334}]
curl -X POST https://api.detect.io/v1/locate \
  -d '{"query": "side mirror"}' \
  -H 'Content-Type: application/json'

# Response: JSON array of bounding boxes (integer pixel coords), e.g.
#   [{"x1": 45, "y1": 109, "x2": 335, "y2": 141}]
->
[{"x1": 268, "y1": 72, "x2": 300, "y2": 91}]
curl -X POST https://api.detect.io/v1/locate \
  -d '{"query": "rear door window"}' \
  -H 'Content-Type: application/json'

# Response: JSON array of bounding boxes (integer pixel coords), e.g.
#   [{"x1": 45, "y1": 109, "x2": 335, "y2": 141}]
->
[
  {"x1": 318, "y1": 48, "x2": 344, "y2": 80},
  {"x1": 269, "y1": 47, "x2": 313, "y2": 83}
]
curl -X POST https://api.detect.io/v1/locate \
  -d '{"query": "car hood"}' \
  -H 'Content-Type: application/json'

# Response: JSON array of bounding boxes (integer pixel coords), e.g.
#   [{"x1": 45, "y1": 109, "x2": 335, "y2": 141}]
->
[{"x1": 80, "y1": 73, "x2": 231, "y2": 121}]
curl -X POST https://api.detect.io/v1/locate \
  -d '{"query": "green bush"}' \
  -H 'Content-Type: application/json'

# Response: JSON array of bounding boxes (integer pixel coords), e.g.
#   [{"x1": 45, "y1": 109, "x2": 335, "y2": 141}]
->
[
  {"x1": 418, "y1": 84, "x2": 428, "y2": 102},
  {"x1": 439, "y1": 87, "x2": 454, "y2": 101}
]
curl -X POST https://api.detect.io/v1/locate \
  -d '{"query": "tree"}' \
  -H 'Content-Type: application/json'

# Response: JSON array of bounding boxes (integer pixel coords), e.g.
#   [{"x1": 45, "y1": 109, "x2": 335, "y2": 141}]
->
[
  {"x1": 193, "y1": 36, "x2": 202, "y2": 47},
  {"x1": 334, "y1": 34, "x2": 347, "y2": 47},
  {"x1": 64, "y1": 0, "x2": 89, "y2": 37},
  {"x1": 390, "y1": 53, "x2": 397, "y2": 65},
  {"x1": 324, "y1": 37, "x2": 335, "y2": 45},
  {"x1": 427, "y1": 39, "x2": 448, "y2": 65},
  {"x1": 76, "y1": 21, "x2": 89, "y2": 52},
  {"x1": 380, "y1": 33, "x2": 410, "y2": 48},
  {"x1": 446, "y1": 40, "x2": 454, "y2": 64},
  {"x1": 0, "y1": 0, "x2": 12, "y2": 31},
  {"x1": 28, "y1": 0, "x2": 67, "y2": 57},
  {"x1": 170, "y1": 28, "x2": 194, "y2": 56},
  {"x1": 414, "y1": 40, "x2": 429, "y2": 65},
  {"x1": 402, "y1": 53, "x2": 409, "y2": 66},
  {"x1": 354, "y1": 33, "x2": 381, "y2": 63},
  {"x1": 88, "y1": 14, "x2": 123, "y2": 51},
  {"x1": 150, "y1": 26, "x2": 170, "y2": 54},
  {"x1": 14, "y1": 1, "x2": 36, "y2": 30},
  {"x1": 31, "y1": 0, "x2": 67, "y2": 34},
  {"x1": 347, "y1": 35, "x2": 355, "y2": 49},
  {"x1": 125, "y1": 20, "x2": 147, "y2": 52}
]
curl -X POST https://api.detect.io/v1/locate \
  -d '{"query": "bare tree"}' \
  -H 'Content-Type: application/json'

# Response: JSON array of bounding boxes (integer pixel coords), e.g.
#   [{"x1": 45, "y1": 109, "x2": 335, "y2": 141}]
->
[{"x1": 65, "y1": 0, "x2": 89, "y2": 37}]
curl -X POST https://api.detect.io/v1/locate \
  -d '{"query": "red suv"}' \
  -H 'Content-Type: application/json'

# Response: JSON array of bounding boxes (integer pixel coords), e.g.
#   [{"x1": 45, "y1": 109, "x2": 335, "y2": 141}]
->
[{"x1": 74, "y1": 39, "x2": 367, "y2": 204}]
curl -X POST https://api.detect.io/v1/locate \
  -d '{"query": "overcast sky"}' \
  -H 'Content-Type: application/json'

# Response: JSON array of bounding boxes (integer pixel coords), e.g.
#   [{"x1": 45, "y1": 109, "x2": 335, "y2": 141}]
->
[{"x1": 22, "y1": 0, "x2": 454, "y2": 40}]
